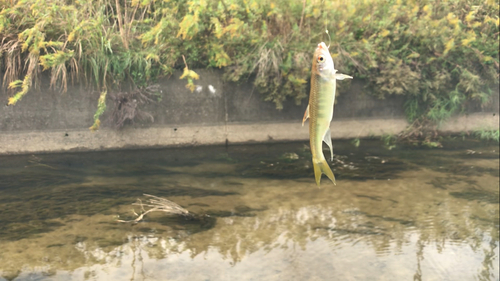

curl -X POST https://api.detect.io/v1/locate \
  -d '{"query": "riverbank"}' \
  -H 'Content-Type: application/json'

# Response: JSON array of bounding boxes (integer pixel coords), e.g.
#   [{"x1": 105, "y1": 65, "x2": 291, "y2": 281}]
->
[{"x1": 1, "y1": 70, "x2": 498, "y2": 155}]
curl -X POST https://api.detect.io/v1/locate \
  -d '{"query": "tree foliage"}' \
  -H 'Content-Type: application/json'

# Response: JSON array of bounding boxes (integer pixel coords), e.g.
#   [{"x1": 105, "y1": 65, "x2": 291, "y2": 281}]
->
[{"x1": 0, "y1": 0, "x2": 498, "y2": 125}]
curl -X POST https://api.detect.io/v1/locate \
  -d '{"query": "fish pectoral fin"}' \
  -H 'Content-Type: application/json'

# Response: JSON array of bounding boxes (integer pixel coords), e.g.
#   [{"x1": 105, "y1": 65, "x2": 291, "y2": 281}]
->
[
  {"x1": 334, "y1": 73, "x2": 353, "y2": 80},
  {"x1": 302, "y1": 104, "x2": 310, "y2": 126},
  {"x1": 323, "y1": 127, "x2": 334, "y2": 161}
]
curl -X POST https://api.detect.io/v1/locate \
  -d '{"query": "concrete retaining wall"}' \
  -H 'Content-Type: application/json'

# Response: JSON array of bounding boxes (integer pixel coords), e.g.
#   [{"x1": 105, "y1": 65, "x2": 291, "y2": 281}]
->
[{"x1": 0, "y1": 69, "x2": 498, "y2": 155}]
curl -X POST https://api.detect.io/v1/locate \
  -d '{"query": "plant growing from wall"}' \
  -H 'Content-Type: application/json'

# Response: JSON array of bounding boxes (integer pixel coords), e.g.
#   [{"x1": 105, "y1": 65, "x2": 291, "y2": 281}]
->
[{"x1": 89, "y1": 91, "x2": 107, "y2": 132}]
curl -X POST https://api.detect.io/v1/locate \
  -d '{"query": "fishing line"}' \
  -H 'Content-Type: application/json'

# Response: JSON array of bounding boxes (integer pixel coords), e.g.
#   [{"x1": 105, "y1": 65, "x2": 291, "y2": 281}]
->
[
  {"x1": 321, "y1": 0, "x2": 330, "y2": 49},
  {"x1": 321, "y1": 0, "x2": 331, "y2": 49}
]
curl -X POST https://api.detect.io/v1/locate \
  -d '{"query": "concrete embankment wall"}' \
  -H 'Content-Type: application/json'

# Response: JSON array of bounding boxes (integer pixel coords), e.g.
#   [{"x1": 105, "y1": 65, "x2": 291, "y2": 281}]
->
[{"x1": 0, "y1": 69, "x2": 498, "y2": 155}]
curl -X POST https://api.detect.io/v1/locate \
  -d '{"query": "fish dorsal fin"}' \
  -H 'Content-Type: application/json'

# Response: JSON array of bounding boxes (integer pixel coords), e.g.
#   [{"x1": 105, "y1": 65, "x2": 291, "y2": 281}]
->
[
  {"x1": 323, "y1": 127, "x2": 333, "y2": 161},
  {"x1": 302, "y1": 104, "x2": 310, "y2": 126}
]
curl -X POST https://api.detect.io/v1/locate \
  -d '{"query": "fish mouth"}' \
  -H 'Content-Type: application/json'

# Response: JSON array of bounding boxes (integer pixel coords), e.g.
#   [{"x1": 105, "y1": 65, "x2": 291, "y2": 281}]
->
[{"x1": 317, "y1": 42, "x2": 328, "y2": 50}]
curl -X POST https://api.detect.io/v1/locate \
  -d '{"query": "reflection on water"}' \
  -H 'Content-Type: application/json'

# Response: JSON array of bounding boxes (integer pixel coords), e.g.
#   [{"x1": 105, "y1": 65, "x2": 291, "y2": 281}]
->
[{"x1": 0, "y1": 140, "x2": 498, "y2": 281}]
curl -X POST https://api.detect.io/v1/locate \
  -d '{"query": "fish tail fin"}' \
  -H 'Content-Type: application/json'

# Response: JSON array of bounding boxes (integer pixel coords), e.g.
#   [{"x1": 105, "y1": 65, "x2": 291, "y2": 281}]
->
[{"x1": 313, "y1": 158, "x2": 336, "y2": 186}]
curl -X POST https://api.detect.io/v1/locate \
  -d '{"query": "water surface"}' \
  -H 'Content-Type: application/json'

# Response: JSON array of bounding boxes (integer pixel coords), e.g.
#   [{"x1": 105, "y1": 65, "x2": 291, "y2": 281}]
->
[{"x1": 0, "y1": 140, "x2": 498, "y2": 281}]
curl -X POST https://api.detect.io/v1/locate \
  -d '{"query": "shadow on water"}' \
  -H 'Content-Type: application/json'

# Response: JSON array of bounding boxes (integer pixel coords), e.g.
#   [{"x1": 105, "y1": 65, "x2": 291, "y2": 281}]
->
[
  {"x1": 0, "y1": 184, "x2": 235, "y2": 242},
  {"x1": 235, "y1": 143, "x2": 411, "y2": 181},
  {"x1": 0, "y1": 170, "x2": 87, "y2": 191},
  {"x1": 450, "y1": 189, "x2": 500, "y2": 204},
  {"x1": 0, "y1": 155, "x2": 237, "y2": 241},
  {"x1": 229, "y1": 138, "x2": 499, "y2": 182},
  {"x1": 0, "y1": 138, "x2": 498, "y2": 280}
]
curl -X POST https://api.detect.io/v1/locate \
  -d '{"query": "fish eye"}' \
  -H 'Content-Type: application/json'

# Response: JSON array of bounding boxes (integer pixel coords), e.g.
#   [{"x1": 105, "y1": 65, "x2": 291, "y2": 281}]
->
[{"x1": 317, "y1": 55, "x2": 324, "y2": 63}]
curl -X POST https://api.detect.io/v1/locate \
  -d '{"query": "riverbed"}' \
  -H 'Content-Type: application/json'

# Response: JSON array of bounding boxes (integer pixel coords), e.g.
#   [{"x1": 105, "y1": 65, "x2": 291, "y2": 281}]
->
[{"x1": 0, "y1": 139, "x2": 498, "y2": 281}]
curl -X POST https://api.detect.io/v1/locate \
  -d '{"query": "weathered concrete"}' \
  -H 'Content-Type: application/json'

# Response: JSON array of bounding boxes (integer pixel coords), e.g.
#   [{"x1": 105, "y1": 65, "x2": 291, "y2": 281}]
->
[
  {"x1": 0, "y1": 118, "x2": 410, "y2": 154},
  {"x1": 439, "y1": 112, "x2": 499, "y2": 132},
  {"x1": 0, "y1": 69, "x2": 498, "y2": 155}
]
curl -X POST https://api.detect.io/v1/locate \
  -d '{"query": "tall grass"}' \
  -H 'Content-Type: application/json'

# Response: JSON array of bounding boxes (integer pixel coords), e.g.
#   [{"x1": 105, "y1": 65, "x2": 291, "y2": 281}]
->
[
  {"x1": 0, "y1": 0, "x2": 498, "y2": 128},
  {"x1": 473, "y1": 129, "x2": 500, "y2": 142}
]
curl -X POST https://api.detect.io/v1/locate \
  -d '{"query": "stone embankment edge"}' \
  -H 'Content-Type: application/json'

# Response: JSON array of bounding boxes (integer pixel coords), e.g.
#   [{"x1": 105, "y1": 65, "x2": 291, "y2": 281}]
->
[
  {"x1": 1, "y1": 112, "x2": 497, "y2": 155},
  {"x1": 1, "y1": 118, "x2": 406, "y2": 155}
]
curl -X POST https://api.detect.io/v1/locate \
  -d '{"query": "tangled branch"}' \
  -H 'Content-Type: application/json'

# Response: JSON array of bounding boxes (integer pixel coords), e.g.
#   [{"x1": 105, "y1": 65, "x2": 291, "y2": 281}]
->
[{"x1": 117, "y1": 194, "x2": 190, "y2": 224}]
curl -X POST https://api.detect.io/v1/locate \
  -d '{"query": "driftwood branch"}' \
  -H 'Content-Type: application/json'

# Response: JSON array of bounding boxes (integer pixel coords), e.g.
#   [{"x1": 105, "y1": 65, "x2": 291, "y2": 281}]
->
[{"x1": 117, "y1": 194, "x2": 190, "y2": 223}]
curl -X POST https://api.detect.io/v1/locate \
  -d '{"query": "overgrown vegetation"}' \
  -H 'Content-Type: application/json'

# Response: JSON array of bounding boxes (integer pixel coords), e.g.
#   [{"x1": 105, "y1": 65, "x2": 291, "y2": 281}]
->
[
  {"x1": 1, "y1": 0, "x2": 498, "y2": 130},
  {"x1": 473, "y1": 129, "x2": 500, "y2": 142}
]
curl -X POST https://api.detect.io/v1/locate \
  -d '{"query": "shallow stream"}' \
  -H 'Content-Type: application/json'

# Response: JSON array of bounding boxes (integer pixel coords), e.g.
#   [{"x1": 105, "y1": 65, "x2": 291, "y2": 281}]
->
[{"x1": 0, "y1": 139, "x2": 498, "y2": 281}]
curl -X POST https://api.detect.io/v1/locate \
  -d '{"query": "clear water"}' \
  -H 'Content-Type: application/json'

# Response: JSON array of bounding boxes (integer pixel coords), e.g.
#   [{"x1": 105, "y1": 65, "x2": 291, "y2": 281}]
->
[{"x1": 0, "y1": 140, "x2": 498, "y2": 281}]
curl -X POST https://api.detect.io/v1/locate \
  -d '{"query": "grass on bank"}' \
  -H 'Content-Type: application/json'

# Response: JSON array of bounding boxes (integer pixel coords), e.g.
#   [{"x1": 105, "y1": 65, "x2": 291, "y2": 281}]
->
[{"x1": 0, "y1": 0, "x2": 498, "y2": 131}]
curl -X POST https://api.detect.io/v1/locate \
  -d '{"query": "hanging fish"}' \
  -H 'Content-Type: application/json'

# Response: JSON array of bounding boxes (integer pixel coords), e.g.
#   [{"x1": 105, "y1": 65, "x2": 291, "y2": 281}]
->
[{"x1": 302, "y1": 42, "x2": 353, "y2": 186}]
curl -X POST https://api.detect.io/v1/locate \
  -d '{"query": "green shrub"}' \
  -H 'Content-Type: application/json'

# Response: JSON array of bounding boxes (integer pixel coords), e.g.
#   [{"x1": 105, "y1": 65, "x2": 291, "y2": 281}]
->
[{"x1": 1, "y1": 0, "x2": 498, "y2": 127}]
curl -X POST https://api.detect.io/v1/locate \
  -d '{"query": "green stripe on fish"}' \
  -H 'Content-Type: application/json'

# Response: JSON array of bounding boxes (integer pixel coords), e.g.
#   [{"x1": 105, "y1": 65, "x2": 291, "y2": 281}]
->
[{"x1": 302, "y1": 42, "x2": 353, "y2": 186}]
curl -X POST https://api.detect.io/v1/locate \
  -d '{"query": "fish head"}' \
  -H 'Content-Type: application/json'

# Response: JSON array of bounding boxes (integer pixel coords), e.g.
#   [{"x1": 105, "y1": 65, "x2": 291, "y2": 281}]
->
[{"x1": 312, "y1": 42, "x2": 335, "y2": 76}]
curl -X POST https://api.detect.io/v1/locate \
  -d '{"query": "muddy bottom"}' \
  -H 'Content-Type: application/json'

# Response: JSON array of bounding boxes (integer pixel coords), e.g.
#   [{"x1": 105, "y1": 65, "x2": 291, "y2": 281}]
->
[{"x1": 0, "y1": 139, "x2": 498, "y2": 281}]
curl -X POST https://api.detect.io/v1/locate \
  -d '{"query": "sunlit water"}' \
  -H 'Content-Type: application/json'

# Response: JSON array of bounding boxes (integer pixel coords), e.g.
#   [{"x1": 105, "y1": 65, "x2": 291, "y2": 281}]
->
[{"x1": 0, "y1": 140, "x2": 498, "y2": 281}]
